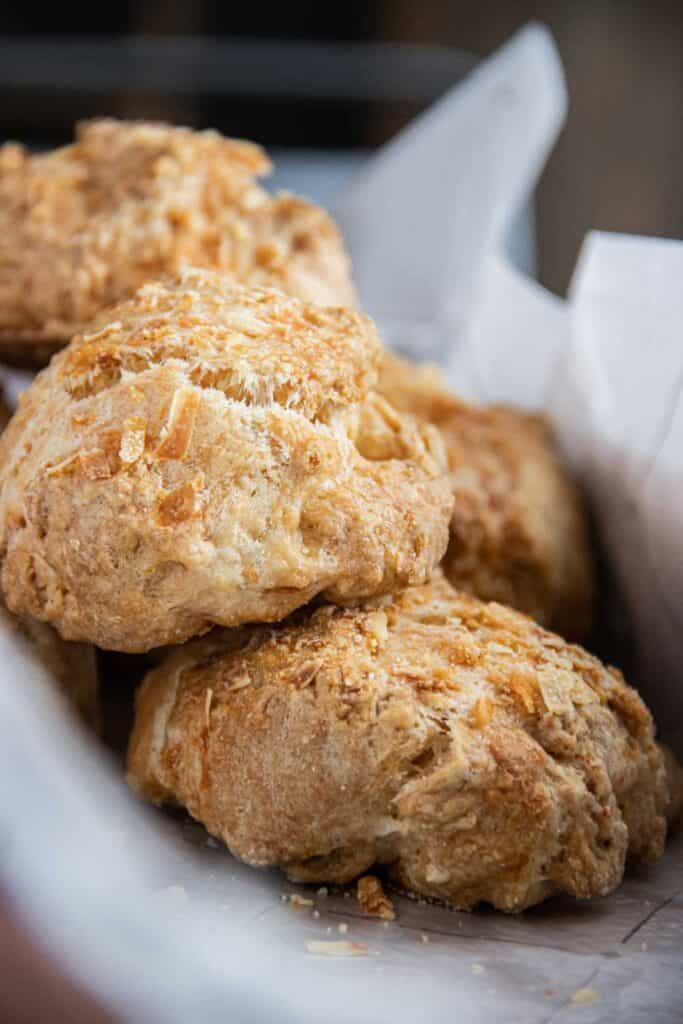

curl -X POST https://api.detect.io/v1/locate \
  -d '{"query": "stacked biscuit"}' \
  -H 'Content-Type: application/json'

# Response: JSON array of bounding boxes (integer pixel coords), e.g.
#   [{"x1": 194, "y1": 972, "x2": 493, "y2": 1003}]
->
[{"x1": 0, "y1": 121, "x2": 679, "y2": 913}]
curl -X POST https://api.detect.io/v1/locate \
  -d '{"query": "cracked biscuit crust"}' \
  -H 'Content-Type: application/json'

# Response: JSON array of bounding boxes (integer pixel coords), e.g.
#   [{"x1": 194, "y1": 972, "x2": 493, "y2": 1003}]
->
[
  {"x1": 0, "y1": 271, "x2": 452, "y2": 652},
  {"x1": 378, "y1": 351, "x2": 595, "y2": 640},
  {"x1": 127, "y1": 573, "x2": 674, "y2": 912},
  {"x1": 0, "y1": 119, "x2": 355, "y2": 364}
]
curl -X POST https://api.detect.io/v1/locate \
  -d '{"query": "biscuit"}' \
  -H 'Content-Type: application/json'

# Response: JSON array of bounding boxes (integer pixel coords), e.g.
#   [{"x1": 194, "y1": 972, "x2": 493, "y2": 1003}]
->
[
  {"x1": 0, "y1": 270, "x2": 452, "y2": 652},
  {"x1": 0, "y1": 119, "x2": 355, "y2": 365},
  {"x1": 127, "y1": 572, "x2": 674, "y2": 912},
  {"x1": 378, "y1": 351, "x2": 595, "y2": 640}
]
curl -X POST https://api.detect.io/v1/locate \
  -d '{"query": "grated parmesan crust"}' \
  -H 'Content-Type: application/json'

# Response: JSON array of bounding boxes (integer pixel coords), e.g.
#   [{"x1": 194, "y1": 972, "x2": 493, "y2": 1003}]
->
[
  {"x1": 0, "y1": 270, "x2": 452, "y2": 651},
  {"x1": 0, "y1": 119, "x2": 355, "y2": 363},
  {"x1": 377, "y1": 351, "x2": 595, "y2": 640},
  {"x1": 127, "y1": 571, "x2": 677, "y2": 912}
]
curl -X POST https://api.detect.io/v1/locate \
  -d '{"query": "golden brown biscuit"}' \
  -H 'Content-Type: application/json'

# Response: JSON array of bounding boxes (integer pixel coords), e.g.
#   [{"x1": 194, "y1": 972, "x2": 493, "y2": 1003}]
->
[
  {"x1": 127, "y1": 572, "x2": 673, "y2": 912},
  {"x1": 0, "y1": 271, "x2": 452, "y2": 652},
  {"x1": 378, "y1": 351, "x2": 595, "y2": 640},
  {"x1": 0, "y1": 119, "x2": 355, "y2": 365}
]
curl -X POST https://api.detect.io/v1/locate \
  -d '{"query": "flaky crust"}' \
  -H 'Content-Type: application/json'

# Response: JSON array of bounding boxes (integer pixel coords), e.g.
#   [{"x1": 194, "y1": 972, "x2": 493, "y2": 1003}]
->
[
  {"x1": 378, "y1": 352, "x2": 595, "y2": 640},
  {"x1": 127, "y1": 573, "x2": 673, "y2": 912},
  {"x1": 0, "y1": 119, "x2": 355, "y2": 364},
  {"x1": 0, "y1": 271, "x2": 452, "y2": 652}
]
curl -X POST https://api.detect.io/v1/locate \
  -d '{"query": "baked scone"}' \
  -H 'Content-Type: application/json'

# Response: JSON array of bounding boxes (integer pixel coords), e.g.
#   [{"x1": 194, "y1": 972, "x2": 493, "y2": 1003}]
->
[
  {"x1": 0, "y1": 119, "x2": 355, "y2": 365},
  {"x1": 127, "y1": 572, "x2": 675, "y2": 912},
  {"x1": 0, "y1": 602, "x2": 99, "y2": 728},
  {"x1": 0, "y1": 270, "x2": 452, "y2": 652},
  {"x1": 378, "y1": 351, "x2": 595, "y2": 640}
]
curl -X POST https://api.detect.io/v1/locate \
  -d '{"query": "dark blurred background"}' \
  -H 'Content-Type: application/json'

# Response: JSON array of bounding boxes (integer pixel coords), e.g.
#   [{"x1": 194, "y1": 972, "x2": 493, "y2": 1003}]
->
[{"x1": 1, "y1": 0, "x2": 681, "y2": 295}]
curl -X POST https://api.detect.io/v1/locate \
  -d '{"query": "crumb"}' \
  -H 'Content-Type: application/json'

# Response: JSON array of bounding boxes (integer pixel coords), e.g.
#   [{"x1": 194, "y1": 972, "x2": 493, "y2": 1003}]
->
[
  {"x1": 641, "y1": 941, "x2": 648, "y2": 952},
  {"x1": 471, "y1": 964, "x2": 485, "y2": 975},
  {"x1": 357, "y1": 875, "x2": 396, "y2": 921},
  {"x1": 157, "y1": 885, "x2": 188, "y2": 906},
  {"x1": 571, "y1": 989, "x2": 599, "y2": 1006},
  {"x1": 305, "y1": 940, "x2": 367, "y2": 958},
  {"x1": 205, "y1": 836, "x2": 220, "y2": 849},
  {"x1": 317, "y1": 887, "x2": 328, "y2": 897},
  {"x1": 280, "y1": 893, "x2": 288, "y2": 902},
  {"x1": 338, "y1": 922, "x2": 348, "y2": 934},
  {"x1": 313, "y1": 909, "x2": 320, "y2": 919},
  {"x1": 289, "y1": 893, "x2": 314, "y2": 909},
  {"x1": 421, "y1": 934, "x2": 429, "y2": 944}
]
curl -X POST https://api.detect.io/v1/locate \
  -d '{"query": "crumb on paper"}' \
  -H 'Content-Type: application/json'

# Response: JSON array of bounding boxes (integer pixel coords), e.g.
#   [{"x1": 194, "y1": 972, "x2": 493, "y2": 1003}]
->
[
  {"x1": 313, "y1": 909, "x2": 320, "y2": 919},
  {"x1": 317, "y1": 887, "x2": 328, "y2": 897},
  {"x1": 571, "y1": 988, "x2": 600, "y2": 1006},
  {"x1": 421, "y1": 934, "x2": 429, "y2": 944},
  {"x1": 357, "y1": 875, "x2": 396, "y2": 921},
  {"x1": 305, "y1": 940, "x2": 367, "y2": 958},
  {"x1": 289, "y1": 893, "x2": 314, "y2": 909},
  {"x1": 157, "y1": 885, "x2": 188, "y2": 905},
  {"x1": 205, "y1": 836, "x2": 220, "y2": 849},
  {"x1": 338, "y1": 922, "x2": 348, "y2": 934},
  {"x1": 472, "y1": 963, "x2": 485, "y2": 975}
]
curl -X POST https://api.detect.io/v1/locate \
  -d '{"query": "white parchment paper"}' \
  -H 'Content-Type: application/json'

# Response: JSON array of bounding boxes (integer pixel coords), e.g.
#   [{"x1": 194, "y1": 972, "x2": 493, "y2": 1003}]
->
[
  {"x1": 335, "y1": 24, "x2": 683, "y2": 746},
  {"x1": 0, "y1": 23, "x2": 681, "y2": 1024},
  {"x1": 559, "y1": 233, "x2": 683, "y2": 747}
]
